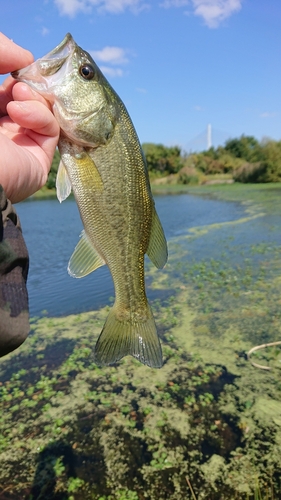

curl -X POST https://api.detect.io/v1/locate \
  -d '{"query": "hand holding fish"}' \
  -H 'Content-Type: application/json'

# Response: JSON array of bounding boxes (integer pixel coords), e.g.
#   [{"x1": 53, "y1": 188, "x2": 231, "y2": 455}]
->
[{"x1": 0, "y1": 33, "x2": 59, "y2": 203}]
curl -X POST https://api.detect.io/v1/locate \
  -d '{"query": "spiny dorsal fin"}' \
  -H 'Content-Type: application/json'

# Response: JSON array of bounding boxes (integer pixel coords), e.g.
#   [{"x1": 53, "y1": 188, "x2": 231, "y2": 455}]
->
[
  {"x1": 146, "y1": 208, "x2": 168, "y2": 269},
  {"x1": 68, "y1": 230, "x2": 105, "y2": 278},
  {"x1": 56, "y1": 159, "x2": 72, "y2": 203}
]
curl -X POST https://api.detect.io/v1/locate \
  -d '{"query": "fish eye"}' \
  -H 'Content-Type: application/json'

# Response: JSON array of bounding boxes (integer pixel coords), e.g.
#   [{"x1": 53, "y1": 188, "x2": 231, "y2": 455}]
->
[{"x1": 79, "y1": 64, "x2": 95, "y2": 80}]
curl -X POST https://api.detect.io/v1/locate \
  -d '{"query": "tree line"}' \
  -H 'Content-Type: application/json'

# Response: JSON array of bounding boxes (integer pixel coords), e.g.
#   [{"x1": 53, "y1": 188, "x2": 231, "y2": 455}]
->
[
  {"x1": 46, "y1": 135, "x2": 281, "y2": 189},
  {"x1": 189, "y1": 135, "x2": 281, "y2": 184}
]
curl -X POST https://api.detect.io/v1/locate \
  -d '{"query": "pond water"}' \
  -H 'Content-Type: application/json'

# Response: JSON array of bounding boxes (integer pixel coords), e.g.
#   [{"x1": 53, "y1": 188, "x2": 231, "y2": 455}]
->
[
  {"x1": 16, "y1": 193, "x2": 248, "y2": 318},
  {"x1": 14, "y1": 190, "x2": 280, "y2": 316}
]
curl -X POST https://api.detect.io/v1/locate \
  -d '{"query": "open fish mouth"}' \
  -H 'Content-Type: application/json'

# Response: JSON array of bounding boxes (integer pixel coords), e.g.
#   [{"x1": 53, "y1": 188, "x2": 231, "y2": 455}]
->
[{"x1": 11, "y1": 33, "x2": 76, "y2": 94}]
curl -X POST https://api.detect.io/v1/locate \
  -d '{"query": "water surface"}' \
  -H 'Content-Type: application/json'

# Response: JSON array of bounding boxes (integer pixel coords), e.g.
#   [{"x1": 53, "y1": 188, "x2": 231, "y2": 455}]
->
[{"x1": 17, "y1": 193, "x2": 247, "y2": 317}]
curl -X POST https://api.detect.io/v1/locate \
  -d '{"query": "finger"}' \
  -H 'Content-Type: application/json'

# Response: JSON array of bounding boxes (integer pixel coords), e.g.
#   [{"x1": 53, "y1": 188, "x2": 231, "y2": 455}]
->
[
  {"x1": 0, "y1": 76, "x2": 16, "y2": 117},
  {"x1": 0, "y1": 79, "x2": 50, "y2": 120},
  {"x1": 0, "y1": 33, "x2": 33, "y2": 74},
  {"x1": 0, "y1": 133, "x2": 50, "y2": 203},
  {"x1": 7, "y1": 100, "x2": 59, "y2": 138},
  {"x1": 12, "y1": 82, "x2": 52, "y2": 110}
]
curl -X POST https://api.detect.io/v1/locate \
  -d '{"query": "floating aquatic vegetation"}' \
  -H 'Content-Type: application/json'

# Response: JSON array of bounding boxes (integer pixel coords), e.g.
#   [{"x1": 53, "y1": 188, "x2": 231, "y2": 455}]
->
[{"x1": 1, "y1": 184, "x2": 281, "y2": 499}]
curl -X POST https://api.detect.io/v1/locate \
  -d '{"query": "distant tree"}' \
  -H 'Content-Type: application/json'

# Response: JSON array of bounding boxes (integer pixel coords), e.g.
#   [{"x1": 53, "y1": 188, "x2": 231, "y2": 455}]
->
[
  {"x1": 180, "y1": 135, "x2": 281, "y2": 184},
  {"x1": 195, "y1": 154, "x2": 210, "y2": 173},
  {"x1": 258, "y1": 140, "x2": 281, "y2": 182},
  {"x1": 224, "y1": 135, "x2": 261, "y2": 162},
  {"x1": 203, "y1": 146, "x2": 216, "y2": 159},
  {"x1": 192, "y1": 152, "x2": 241, "y2": 174},
  {"x1": 233, "y1": 162, "x2": 266, "y2": 183},
  {"x1": 142, "y1": 143, "x2": 183, "y2": 175}
]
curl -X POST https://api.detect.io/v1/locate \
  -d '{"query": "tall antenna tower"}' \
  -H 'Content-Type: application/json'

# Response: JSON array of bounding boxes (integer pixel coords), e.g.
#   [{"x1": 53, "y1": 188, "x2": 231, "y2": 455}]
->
[{"x1": 207, "y1": 123, "x2": 212, "y2": 149}]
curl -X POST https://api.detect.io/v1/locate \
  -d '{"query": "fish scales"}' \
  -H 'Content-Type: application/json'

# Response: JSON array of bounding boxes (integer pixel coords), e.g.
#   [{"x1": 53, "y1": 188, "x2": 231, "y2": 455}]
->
[
  {"x1": 12, "y1": 33, "x2": 168, "y2": 368},
  {"x1": 69, "y1": 134, "x2": 150, "y2": 309}
]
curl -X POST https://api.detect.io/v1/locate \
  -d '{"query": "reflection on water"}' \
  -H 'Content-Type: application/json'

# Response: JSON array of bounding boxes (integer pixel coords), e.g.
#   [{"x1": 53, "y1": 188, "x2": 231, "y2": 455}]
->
[{"x1": 17, "y1": 194, "x2": 270, "y2": 316}]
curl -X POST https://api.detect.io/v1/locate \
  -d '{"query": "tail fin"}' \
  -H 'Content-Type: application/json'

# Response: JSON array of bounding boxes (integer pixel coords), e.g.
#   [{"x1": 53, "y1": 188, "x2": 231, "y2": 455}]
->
[{"x1": 94, "y1": 304, "x2": 163, "y2": 368}]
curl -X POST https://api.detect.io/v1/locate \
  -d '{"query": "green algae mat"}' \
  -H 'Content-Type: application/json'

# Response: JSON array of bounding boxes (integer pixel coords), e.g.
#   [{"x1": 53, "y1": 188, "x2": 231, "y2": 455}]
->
[{"x1": 1, "y1": 183, "x2": 281, "y2": 499}]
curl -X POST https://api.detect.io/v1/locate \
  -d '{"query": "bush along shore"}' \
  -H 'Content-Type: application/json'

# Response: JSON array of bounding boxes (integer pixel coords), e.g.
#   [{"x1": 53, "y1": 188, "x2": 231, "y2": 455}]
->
[
  {"x1": 1, "y1": 185, "x2": 281, "y2": 499},
  {"x1": 38, "y1": 135, "x2": 281, "y2": 199},
  {"x1": 148, "y1": 135, "x2": 281, "y2": 186}
]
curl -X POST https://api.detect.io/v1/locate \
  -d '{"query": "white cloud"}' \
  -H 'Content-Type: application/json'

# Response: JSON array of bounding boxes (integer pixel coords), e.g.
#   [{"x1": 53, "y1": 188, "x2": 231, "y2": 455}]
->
[
  {"x1": 90, "y1": 46, "x2": 129, "y2": 65},
  {"x1": 260, "y1": 111, "x2": 278, "y2": 118},
  {"x1": 159, "y1": 0, "x2": 242, "y2": 27},
  {"x1": 54, "y1": 0, "x2": 241, "y2": 25},
  {"x1": 191, "y1": 0, "x2": 242, "y2": 28},
  {"x1": 54, "y1": 0, "x2": 89, "y2": 17},
  {"x1": 90, "y1": 46, "x2": 129, "y2": 77},
  {"x1": 98, "y1": 0, "x2": 149, "y2": 13},
  {"x1": 100, "y1": 66, "x2": 124, "y2": 77},
  {"x1": 54, "y1": 0, "x2": 148, "y2": 17},
  {"x1": 41, "y1": 27, "x2": 50, "y2": 36},
  {"x1": 160, "y1": 0, "x2": 189, "y2": 8}
]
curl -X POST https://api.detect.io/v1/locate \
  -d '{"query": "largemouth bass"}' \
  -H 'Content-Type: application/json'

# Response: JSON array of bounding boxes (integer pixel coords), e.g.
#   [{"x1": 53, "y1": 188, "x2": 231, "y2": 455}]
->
[{"x1": 12, "y1": 33, "x2": 168, "y2": 368}]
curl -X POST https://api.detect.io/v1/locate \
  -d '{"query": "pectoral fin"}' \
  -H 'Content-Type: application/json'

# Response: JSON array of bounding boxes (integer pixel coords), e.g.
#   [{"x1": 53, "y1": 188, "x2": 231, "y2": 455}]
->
[
  {"x1": 58, "y1": 144, "x2": 104, "y2": 197},
  {"x1": 56, "y1": 159, "x2": 72, "y2": 203},
  {"x1": 68, "y1": 230, "x2": 105, "y2": 278},
  {"x1": 146, "y1": 208, "x2": 168, "y2": 269}
]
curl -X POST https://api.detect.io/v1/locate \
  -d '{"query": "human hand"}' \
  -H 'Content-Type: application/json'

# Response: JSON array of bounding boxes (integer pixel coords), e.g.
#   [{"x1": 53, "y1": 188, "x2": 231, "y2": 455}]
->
[{"x1": 0, "y1": 33, "x2": 60, "y2": 203}]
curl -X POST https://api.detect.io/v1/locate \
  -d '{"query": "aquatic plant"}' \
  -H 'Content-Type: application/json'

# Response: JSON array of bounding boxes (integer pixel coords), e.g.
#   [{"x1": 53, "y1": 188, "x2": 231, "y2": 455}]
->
[{"x1": 1, "y1": 184, "x2": 281, "y2": 499}]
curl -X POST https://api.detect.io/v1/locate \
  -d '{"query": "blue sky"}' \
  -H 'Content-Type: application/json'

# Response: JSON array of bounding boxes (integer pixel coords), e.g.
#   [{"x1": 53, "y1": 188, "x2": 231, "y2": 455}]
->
[{"x1": 1, "y1": 0, "x2": 281, "y2": 151}]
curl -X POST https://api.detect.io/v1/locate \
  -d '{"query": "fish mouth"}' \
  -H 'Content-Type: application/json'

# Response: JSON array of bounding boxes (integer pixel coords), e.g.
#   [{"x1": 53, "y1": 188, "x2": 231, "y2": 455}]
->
[{"x1": 11, "y1": 33, "x2": 76, "y2": 95}]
